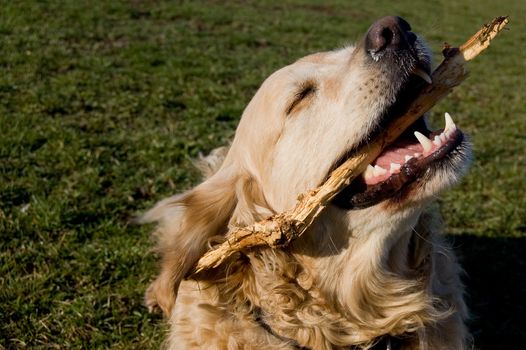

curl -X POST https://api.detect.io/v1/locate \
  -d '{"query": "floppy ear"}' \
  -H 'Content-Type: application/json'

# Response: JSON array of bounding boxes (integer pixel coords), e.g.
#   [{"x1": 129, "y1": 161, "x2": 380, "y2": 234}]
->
[
  {"x1": 142, "y1": 166, "x2": 273, "y2": 316},
  {"x1": 141, "y1": 170, "x2": 237, "y2": 315}
]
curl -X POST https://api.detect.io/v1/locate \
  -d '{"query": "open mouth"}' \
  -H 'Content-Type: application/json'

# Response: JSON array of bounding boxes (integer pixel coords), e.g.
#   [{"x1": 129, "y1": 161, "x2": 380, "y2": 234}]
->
[
  {"x1": 332, "y1": 64, "x2": 467, "y2": 210},
  {"x1": 333, "y1": 112, "x2": 465, "y2": 209},
  {"x1": 330, "y1": 18, "x2": 470, "y2": 210}
]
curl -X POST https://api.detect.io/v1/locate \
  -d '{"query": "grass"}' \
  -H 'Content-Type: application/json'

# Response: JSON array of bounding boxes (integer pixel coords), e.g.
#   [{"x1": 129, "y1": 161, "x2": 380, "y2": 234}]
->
[{"x1": 1, "y1": 1, "x2": 525, "y2": 349}]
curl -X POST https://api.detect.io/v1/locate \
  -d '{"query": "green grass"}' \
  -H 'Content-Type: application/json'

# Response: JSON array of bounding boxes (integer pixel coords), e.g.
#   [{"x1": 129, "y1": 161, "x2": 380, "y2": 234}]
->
[{"x1": 1, "y1": 1, "x2": 524, "y2": 349}]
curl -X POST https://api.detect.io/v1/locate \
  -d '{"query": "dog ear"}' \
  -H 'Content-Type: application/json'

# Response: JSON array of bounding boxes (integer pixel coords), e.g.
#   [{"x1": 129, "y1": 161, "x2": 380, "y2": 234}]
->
[
  {"x1": 141, "y1": 170, "x2": 237, "y2": 315},
  {"x1": 141, "y1": 167, "x2": 272, "y2": 316}
]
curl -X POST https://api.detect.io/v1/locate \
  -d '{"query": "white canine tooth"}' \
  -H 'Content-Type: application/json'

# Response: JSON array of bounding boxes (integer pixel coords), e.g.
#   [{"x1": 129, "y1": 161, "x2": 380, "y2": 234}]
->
[
  {"x1": 433, "y1": 135, "x2": 443, "y2": 147},
  {"x1": 405, "y1": 155, "x2": 413, "y2": 162},
  {"x1": 440, "y1": 133, "x2": 447, "y2": 143},
  {"x1": 444, "y1": 112, "x2": 457, "y2": 131},
  {"x1": 414, "y1": 153, "x2": 421, "y2": 158},
  {"x1": 363, "y1": 164, "x2": 375, "y2": 179},
  {"x1": 414, "y1": 131, "x2": 433, "y2": 152},
  {"x1": 413, "y1": 67, "x2": 432, "y2": 84},
  {"x1": 374, "y1": 165, "x2": 387, "y2": 176},
  {"x1": 390, "y1": 163, "x2": 401, "y2": 172}
]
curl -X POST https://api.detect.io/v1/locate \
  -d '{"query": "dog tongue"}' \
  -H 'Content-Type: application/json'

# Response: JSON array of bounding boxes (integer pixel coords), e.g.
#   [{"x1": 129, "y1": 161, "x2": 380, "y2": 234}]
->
[{"x1": 372, "y1": 139, "x2": 424, "y2": 169}]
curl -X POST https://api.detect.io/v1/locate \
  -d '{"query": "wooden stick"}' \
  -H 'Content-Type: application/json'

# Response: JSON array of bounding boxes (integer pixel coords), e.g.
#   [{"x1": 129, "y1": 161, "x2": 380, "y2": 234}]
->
[{"x1": 188, "y1": 16, "x2": 509, "y2": 277}]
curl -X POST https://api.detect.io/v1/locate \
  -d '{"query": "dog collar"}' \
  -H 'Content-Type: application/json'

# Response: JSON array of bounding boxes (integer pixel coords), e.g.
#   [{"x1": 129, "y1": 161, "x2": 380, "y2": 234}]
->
[{"x1": 253, "y1": 306, "x2": 403, "y2": 350}]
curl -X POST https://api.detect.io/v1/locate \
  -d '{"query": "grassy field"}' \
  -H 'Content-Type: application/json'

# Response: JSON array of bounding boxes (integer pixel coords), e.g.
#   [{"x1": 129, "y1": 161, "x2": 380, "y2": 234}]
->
[{"x1": 1, "y1": 1, "x2": 525, "y2": 349}]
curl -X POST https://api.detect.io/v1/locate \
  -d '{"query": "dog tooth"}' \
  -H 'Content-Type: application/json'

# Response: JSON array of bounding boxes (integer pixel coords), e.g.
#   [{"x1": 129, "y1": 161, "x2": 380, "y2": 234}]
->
[
  {"x1": 363, "y1": 164, "x2": 375, "y2": 178},
  {"x1": 374, "y1": 165, "x2": 387, "y2": 176},
  {"x1": 390, "y1": 163, "x2": 401, "y2": 172},
  {"x1": 433, "y1": 135, "x2": 442, "y2": 147},
  {"x1": 444, "y1": 112, "x2": 457, "y2": 131},
  {"x1": 440, "y1": 133, "x2": 447, "y2": 143},
  {"x1": 413, "y1": 67, "x2": 432, "y2": 84},
  {"x1": 414, "y1": 152, "x2": 421, "y2": 158},
  {"x1": 405, "y1": 155, "x2": 413, "y2": 162},
  {"x1": 414, "y1": 131, "x2": 432, "y2": 152}
]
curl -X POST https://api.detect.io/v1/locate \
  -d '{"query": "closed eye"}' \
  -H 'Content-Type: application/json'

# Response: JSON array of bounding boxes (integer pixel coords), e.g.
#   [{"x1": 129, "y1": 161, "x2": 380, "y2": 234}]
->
[{"x1": 286, "y1": 81, "x2": 317, "y2": 115}]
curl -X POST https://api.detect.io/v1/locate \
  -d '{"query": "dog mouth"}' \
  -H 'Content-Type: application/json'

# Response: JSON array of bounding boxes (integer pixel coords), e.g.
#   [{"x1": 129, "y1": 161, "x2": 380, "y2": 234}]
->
[
  {"x1": 327, "y1": 17, "x2": 471, "y2": 210},
  {"x1": 332, "y1": 51, "x2": 467, "y2": 210},
  {"x1": 332, "y1": 112, "x2": 465, "y2": 209},
  {"x1": 328, "y1": 16, "x2": 472, "y2": 210}
]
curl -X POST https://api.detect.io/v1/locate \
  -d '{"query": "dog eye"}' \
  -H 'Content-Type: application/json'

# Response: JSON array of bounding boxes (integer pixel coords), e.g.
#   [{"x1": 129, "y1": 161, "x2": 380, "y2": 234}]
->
[{"x1": 286, "y1": 82, "x2": 317, "y2": 115}]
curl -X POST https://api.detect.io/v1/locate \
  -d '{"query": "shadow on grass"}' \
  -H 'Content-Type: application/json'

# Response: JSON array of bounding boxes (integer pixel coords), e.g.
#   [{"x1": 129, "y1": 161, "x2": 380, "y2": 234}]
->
[{"x1": 448, "y1": 234, "x2": 526, "y2": 349}]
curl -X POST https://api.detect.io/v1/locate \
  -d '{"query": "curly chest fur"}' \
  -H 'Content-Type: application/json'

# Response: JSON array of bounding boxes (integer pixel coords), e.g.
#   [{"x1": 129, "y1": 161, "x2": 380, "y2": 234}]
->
[{"x1": 166, "y1": 208, "x2": 467, "y2": 350}]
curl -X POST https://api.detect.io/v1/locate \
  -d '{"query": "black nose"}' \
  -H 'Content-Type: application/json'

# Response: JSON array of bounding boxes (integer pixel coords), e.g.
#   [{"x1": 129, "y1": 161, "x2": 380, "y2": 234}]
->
[{"x1": 365, "y1": 16, "x2": 416, "y2": 53}]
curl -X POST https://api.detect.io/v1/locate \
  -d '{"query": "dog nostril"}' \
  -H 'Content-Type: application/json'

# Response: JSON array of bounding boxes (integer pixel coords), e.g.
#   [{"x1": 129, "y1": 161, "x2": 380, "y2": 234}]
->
[
  {"x1": 380, "y1": 27, "x2": 394, "y2": 47},
  {"x1": 365, "y1": 16, "x2": 412, "y2": 54}
]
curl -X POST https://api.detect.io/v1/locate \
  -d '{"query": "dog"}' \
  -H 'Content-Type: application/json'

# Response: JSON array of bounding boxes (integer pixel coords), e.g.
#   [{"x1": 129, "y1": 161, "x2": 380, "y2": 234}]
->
[{"x1": 141, "y1": 16, "x2": 471, "y2": 349}]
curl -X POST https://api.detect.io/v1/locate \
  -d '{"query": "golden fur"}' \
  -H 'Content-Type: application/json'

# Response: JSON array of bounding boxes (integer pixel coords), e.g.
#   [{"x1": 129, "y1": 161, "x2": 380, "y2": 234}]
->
[{"x1": 142, "y1": 21, "x2": 470, "y2": 349}]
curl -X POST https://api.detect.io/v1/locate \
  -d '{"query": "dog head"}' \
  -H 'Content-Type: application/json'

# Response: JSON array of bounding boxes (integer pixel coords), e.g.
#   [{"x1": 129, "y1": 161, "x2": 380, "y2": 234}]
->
[
  {"x1": 143, "y1": 16, "x2": 471, "y2": 316},
  {"x1": 232, "y1": 15, "x2": 469, "y2": 213}
]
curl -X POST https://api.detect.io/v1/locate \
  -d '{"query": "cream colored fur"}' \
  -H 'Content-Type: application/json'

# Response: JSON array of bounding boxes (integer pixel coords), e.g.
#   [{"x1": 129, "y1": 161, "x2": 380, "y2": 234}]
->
[{"x1": 142, "y1": 39, "x2": 470, "y2": 349}]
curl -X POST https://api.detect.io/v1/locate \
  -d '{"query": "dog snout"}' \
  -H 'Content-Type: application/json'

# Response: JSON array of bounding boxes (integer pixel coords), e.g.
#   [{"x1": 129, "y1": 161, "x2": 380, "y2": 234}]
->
[{"x1": 365, "y1": 16, "x2": 417, "y2": 55}]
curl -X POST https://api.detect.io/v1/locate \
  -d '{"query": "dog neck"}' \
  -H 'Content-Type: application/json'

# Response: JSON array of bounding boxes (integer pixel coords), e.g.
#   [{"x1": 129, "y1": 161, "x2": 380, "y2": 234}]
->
[
  {"x1": 253, "y1": 306, "x2": 407, "y2": 350},
  {"x1": 221, "y1": 206, "x2": 444, "y2": 349}
]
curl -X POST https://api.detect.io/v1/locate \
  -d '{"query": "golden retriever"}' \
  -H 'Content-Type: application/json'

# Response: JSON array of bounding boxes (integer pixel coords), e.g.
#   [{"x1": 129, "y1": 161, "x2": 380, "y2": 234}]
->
[{"x1": 142, "y1": 16, "x2": 471, "y2": 349}]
